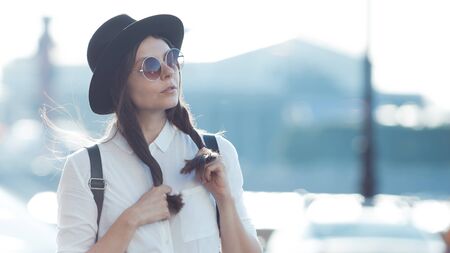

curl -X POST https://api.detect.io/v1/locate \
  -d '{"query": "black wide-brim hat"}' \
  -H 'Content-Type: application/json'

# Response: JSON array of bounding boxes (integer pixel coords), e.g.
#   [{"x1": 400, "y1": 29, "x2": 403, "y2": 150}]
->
[{"x1": 87, "y1": 14, "x2": 184, "y2": 115}]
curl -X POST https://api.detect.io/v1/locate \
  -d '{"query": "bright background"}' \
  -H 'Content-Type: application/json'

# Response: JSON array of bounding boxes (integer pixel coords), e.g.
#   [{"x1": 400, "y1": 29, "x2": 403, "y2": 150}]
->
[
  {"x1": 1, "y1": 1, "x2": 449, "y2": 252},
  {"x1": 1, "y1": 0, "x2": 450, "y2": 109}
]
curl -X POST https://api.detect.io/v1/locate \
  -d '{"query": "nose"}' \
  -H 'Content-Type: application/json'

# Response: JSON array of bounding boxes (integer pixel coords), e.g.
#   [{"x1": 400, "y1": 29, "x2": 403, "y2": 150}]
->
[{"x1": 160, "y1": 61, "x2": 175, "y2": 80}]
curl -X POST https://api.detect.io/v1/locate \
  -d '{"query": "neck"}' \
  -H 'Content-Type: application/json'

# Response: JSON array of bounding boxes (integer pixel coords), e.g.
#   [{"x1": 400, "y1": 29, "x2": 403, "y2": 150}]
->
[{"x1": 136, "y1": 110, "x2": 167, "y2": 145}]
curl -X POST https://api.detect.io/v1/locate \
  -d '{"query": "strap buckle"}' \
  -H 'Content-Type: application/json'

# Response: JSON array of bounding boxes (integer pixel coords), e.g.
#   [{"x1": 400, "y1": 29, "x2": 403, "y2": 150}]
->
[{"x1": 88, "y1": 178, "x2": 106, "y2": 190}]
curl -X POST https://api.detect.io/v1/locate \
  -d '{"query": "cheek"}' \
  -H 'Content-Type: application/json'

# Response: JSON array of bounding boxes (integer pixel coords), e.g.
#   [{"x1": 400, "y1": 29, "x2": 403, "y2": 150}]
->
[
  {"x1": 126, "y1": 71, "x2": 180, "y2": 110},
  {"x1": 128, "y1": 80, "x2": 159, "y2": 108}
]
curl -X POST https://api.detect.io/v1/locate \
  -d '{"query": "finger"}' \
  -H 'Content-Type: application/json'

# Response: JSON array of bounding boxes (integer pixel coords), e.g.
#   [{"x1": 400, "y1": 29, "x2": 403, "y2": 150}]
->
[
  {"x1": 165, "y1": 209, "x2": 171, "y2": 219},
  {"x1": 159, "y1": 209, "x2": 170, "y2": 220},
  {"x1": 195, "y1": 166, "x2": 206, "y2": 183},
  {"x1": 197, "y1": 172, "x2": 205, "y2": 184},
  {"x1": 205, "y1": 165, "x2": 218, "y2": 182},
  {"x1": 206, "y1": 160, "x2": 224, "y2": 179},
  {"x1": 163, "y1": 199, "x2": 169, "y2": 210},
  {"x1": 206, "y1": 159, "x2": 224, "y2": 171},
  {"x1": 203, "y1": 166, "x2": 210, "y2": 182},
  {"x1": 160, "y1": 185, "x2": 172, "y2": 194},
  {"x1": 205, "y1": 155, "x2": 221, "y2": 167},
  {"x1": 197, "y1": 147, "x2": 209, "y2": 156}
]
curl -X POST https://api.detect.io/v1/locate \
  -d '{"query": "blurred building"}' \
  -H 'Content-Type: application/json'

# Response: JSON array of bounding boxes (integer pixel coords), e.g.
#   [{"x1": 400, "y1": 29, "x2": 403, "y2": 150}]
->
[{"x1": 1, "y1": 34, "x2": 450, "y2": 196}]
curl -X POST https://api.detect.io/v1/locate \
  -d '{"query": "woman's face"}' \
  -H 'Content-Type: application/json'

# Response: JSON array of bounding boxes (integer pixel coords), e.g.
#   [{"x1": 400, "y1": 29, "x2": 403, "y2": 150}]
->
[{"x1": 127, "y1": 36, "x2": 180, "y2": 113}]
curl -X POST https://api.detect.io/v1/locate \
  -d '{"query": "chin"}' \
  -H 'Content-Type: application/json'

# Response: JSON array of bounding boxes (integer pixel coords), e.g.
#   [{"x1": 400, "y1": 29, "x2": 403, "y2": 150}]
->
[
  {"x1": 165, "y1": 99, "x2": 179, "y2": 110},
  {"x1": 137, "y1": 100, "x2": 179, "y2": 112}
]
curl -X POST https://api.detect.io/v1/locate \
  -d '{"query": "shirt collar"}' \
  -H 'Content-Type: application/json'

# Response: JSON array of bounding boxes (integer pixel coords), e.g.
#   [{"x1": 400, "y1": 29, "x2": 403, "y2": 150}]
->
[
  {"x1": 109, "y1": 119, "x2": 176, "y2": 154},
  {"x1": 149, "y1": 119, "x2": 176, "y2": 153}
]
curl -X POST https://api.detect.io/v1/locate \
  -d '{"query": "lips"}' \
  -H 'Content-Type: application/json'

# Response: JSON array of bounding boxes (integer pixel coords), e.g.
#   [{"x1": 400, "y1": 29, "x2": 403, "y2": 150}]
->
[{"x1": 161, "y1": 85, "x2": 177, "y2": 93}]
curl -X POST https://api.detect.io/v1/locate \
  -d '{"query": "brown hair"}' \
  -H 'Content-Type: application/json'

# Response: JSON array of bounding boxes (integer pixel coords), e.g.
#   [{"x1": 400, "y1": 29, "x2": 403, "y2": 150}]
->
[{"x1": 109, "y1": 36, "x2": 216, "y2": 214}]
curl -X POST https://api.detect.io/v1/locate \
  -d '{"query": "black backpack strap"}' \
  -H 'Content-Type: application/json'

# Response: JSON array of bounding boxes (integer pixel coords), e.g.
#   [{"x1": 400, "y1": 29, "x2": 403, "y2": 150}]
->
[
  {"x1": 87, "y1": 138, "x2": 221, "y2": 242},
  {"x1": 203, "y1": 134, "x2": 219, "y2": 153},
  {"x1": 202, "y1": 134, "x2": 221, "y2": 237},
  {"x1": 86, "y1": 144, "x2": 105, "y2": 243}
]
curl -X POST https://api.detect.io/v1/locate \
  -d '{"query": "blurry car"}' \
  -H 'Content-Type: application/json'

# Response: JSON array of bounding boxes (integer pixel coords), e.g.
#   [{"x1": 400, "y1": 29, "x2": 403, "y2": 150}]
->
[
  {"x1": 266, "y1": 194, "x2": 445, "y2": 253},
  {"x1": 0, "y1": 187, "x2": 56, "y2": 252}
]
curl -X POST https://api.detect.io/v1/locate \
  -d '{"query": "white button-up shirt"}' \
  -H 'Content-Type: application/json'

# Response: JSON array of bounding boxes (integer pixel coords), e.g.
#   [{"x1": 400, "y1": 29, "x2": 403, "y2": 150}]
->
[{"x1": 56, "y1": 120, "x2": 258, "y2": 253}]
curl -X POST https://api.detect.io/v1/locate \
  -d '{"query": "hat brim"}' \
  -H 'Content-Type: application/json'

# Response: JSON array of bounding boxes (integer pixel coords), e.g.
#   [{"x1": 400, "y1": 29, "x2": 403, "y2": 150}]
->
[{"x1": 89, "y1": 14, "x2": 184, "y2": 115}]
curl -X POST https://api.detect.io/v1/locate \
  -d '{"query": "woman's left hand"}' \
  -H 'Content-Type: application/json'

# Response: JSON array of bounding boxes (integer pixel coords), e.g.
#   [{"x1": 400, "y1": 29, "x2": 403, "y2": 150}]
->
[{"x1": 195, "y1": 148, "x2": 232, "y2": 202}]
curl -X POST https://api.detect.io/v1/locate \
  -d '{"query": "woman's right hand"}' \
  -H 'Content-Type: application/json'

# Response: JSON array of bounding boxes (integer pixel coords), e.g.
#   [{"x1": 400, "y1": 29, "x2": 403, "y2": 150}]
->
[{"x1": 126, "y1": 184, "x2": 172, "y2": 227}]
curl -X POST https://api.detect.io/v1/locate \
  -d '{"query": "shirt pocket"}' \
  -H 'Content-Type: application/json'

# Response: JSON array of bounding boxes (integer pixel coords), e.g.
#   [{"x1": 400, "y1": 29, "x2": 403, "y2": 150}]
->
[{"x1": 179, "y1": 185, "x2": 219, "y2": 242}]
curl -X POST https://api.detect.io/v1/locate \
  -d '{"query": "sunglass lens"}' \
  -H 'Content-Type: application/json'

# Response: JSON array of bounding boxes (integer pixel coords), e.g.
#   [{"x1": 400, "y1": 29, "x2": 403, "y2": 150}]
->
[
  {"x1": 167, "y1": 49, "x2": 184, "y2": 69},
  {"x1": 142, "y1": 57, "x2": 161, "y2": 80}
]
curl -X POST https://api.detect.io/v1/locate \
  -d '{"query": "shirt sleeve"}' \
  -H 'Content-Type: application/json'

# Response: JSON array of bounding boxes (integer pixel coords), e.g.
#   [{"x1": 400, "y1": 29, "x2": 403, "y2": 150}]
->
[
  {"x1": 56, "y1": 149, "x2": 98, "y2": 253},
  {"x1": 216, "y1": 135, "x2": 258, "y2": 240}
]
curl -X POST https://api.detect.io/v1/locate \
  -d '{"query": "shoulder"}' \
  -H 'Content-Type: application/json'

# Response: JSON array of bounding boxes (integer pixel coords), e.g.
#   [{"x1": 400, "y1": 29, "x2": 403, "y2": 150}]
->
[
  {"x1": 61, "y1": 147, "x2": 91, "y2": 181},
  {"x1": 66, "y1": 141, "x2": 116, "y2": 173},
  {"x1": 57, "y1": 147, "x2": 93, "y2": 193},
  {"x1": 215, "y1": 134, "x2": 238, "y2": 157},
  {"x1": 67, "y1": 147, "x2": 89, "y2": 166}
]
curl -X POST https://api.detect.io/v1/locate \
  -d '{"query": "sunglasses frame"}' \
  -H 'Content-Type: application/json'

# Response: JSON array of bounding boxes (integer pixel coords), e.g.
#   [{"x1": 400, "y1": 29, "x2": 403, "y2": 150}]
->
[{"x1": 138, "y1": 48, "x2": 184, "y2": 82}]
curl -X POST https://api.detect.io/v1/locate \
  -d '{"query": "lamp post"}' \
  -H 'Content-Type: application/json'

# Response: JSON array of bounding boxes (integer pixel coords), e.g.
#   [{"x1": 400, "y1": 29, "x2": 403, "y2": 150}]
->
[
  {"x1": 361, "y1": 0, "x2": 376, "y2": 200},
  {"x1": 37, "y1": 16, "x2": 54, "y2": 106}
]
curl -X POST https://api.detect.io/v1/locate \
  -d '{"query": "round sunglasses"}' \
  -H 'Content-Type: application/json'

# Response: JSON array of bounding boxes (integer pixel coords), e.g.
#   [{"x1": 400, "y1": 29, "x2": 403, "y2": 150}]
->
[{"x1": 138, "y1": 48, "x2": 184, "y2": 81}]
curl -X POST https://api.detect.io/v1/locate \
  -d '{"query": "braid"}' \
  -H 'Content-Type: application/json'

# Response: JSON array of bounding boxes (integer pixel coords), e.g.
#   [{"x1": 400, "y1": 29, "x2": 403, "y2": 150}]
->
[
  {"x1": 166, "y1": 102, "x2": 219, "y2": 175},
  {"x1": 117, "y1": 99, "x2": 162, "y2": 185},
  {"x1": 167, "y1": 102, "x2": 204, "y2": 149},
  {"x1": 117, "y1": 95, "x2": 184, "y2": 214}
]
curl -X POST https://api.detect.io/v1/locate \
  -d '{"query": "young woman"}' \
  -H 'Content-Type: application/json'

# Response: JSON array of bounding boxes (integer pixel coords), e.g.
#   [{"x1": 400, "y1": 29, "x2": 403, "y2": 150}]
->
[{"x1": 56, "y1": 14, "x2": 262, "y2": 253}]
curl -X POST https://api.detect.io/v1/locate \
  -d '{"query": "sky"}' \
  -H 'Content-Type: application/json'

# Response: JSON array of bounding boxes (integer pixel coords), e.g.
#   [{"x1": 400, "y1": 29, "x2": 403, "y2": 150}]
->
[{"x1": 1, "y1": 0, "x2": 449, "y2": 110}]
